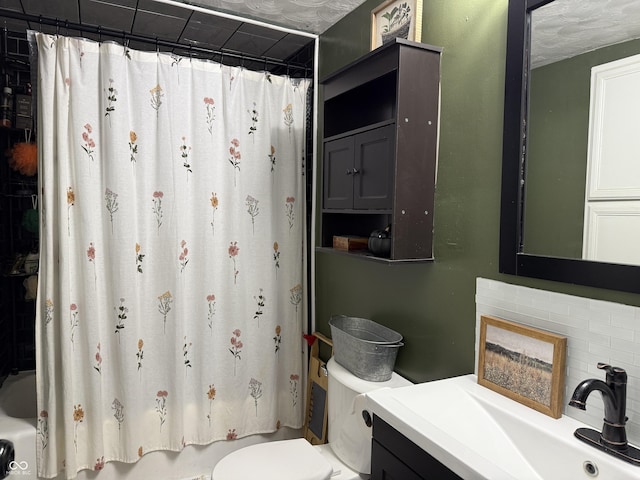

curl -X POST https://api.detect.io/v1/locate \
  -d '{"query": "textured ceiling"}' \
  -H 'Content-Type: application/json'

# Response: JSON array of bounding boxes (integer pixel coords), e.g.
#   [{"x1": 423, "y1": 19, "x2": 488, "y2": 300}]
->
[
  {"x1": 181, "y1": 0, "x2": 368, "y2": 35},
  {"x1": 531, "y1": 0, "x2": 640, "y2": 68},
  {"x1": 0, "y1": 0, "x2": 369, "y2": 75}
]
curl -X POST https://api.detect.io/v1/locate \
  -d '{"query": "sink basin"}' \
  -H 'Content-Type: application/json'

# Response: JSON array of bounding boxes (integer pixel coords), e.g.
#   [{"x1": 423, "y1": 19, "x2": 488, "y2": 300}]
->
[{"x1": 366, "y1": 374, "x2": 640, "y2": 479}]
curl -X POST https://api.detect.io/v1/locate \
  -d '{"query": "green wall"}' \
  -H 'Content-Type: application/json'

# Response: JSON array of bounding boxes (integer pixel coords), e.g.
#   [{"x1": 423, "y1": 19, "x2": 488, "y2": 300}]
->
[
  {"x1": 315, "y1": 0, "x2": 640, "y2": 383},
  {"x1": 525, "y1": 39, "x2": 640, "y2": 258}
]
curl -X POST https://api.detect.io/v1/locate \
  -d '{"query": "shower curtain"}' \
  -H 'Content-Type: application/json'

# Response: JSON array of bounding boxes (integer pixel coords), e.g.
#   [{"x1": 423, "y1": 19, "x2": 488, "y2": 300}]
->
[{"x1": 34, "y1": 32, "x2": 310, "y2": 479}]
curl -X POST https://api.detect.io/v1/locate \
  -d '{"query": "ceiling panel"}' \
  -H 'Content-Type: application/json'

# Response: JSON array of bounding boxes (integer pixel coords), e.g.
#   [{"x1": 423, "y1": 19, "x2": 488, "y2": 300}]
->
[
  {"x1": 222, "y1": 31, "x2": 275, "y2": 57},
  {"x1": 263, "y1": 33, "x2": 311, "y2": 62},
  {"x1": 133, "y1": 0, "x2": 192, "y2": 43},
  {"x1": 79, "y1": 0, "x2": 137, "y2": 33},
  {"x1": 21, "y1": 0, "x2": 79, "y2": 22},
  {"x1": 132, "y1": 10, "x2": 187, "y2": 43},
  {"x1": 180, "y1": 11, "x2": 241, "y2": 51},
  {"x1": 222, "y1": 22, "x2": 287, "y2": 57},
  {"x1": 0, "y1": 0, "x2": 324, "y2": 75}
]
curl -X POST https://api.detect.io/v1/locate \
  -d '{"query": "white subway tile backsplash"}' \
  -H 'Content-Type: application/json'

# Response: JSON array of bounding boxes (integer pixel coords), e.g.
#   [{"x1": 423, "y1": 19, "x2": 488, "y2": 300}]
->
[
  {"x1": 565, "y1": 326, "x2": 591, "y2": 343},
  {"x1": 476, "y1": 277, "x2": 640, "y2": 447},
  {"x1": 516, "y1": 303, "x2": 550, "y2": 321},
  {"x1": 611, "y1": 336, "x2": 638, "y2": 354},
  {"x1": 567, "y1": 305, "x2": 591, "y2": 323},
  {"x1": 610, "y1": 350, "x2": 634, "y2": 367},
  {"x1": 539, "y1": 300, "x2": 570, "y2": 317},
  {"x1": 607, "y1": 326, "x2": 635, "y2": 342},
  {"x1": 587, "y1": 331, "x2": 610, "y2": 347},
  {"x1": 590, "y1": 298, "x2": 636, "y2": 317},
  {"x1": 587, "y1": 308, "x2": 611, "y2": 325},
  {"x1": 566, "y1": 341, "x2": 590, "y2": 360},
  {"x1": 611, "y1": 313, "x2": 636, "y2": 331},
  {"x1": 552, "y1": 313, "x2": 571, "y2": 327},
  {"x1": 474, "y1": 294, "x2": 517, "y2": 314},
  {"x1": 588, "y1": 342, "x2": 614, "y2": 358},
  {"x1": 589, "y1": 320, "x2": 617, "y2": 336}
]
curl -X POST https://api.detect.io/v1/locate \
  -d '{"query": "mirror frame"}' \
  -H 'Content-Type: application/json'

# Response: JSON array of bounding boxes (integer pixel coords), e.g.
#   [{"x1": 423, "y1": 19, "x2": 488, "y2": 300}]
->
[{"x1": 499, "y1": 0, "x2": 640, "y2": 294}]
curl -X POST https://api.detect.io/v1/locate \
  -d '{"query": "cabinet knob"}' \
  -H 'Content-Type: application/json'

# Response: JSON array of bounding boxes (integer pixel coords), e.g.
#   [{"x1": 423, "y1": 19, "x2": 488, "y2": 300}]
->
[
  {"x1": 345, "y1": 169, "x2": 352, "y2": 175},
  {"x1": 352, "y1": 168, "x2": 360, "y2": 175}
]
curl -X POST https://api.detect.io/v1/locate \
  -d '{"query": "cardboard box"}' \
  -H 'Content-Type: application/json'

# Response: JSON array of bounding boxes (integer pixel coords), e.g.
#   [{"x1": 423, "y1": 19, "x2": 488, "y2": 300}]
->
[{"x1": 332, "y1": 235, "x2": 368, "y2": 251}]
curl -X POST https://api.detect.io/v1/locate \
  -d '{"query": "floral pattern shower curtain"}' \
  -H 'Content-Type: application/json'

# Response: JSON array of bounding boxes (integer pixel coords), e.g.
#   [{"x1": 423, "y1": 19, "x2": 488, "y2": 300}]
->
[{"x1": 34, "y1": 32, "x2": 309, "y2": 479}]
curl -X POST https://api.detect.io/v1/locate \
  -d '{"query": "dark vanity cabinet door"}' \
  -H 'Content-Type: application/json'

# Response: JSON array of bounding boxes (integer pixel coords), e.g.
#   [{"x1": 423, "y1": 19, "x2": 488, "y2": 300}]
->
[
  {"x1": 371, "y1": 439, "x2": 424, "y2": 480},
  {"x1": 371, "y1": 415, "x2": 462, "y2": 480},
  {"x1": 323, "y1": 124, "x2": 395, "y2": 210}
]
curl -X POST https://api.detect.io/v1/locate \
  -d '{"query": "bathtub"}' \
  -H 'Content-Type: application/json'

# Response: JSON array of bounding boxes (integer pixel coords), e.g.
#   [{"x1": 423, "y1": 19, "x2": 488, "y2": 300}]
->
[
  {"x1": 0, "y1": 370, "x2": 300, "y2": 480},
  {"x1": 0, "y1": 370, "x2": 37, "y2": 480}
]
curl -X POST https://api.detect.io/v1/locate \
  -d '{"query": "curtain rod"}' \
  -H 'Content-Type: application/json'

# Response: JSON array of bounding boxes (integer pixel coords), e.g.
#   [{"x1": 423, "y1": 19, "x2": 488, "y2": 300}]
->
[{"x1": 0, "y1": 8, "x2": 311, "y2": 75}]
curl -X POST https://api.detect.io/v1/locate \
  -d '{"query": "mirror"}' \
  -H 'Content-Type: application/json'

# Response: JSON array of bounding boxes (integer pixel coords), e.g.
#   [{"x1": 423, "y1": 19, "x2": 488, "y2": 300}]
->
[{"x1": 500, "y1": 0, "x2": 640, "y2": 293}]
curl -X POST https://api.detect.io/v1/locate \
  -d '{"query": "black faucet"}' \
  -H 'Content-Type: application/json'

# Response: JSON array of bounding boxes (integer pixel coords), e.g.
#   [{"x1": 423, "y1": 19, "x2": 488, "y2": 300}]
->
[
  {"x1": 569, "y1": 363, "x2": 640, "y2": 465},
  {"x1": 569, "y1": 363, "x2": 628, "y2": 448}
]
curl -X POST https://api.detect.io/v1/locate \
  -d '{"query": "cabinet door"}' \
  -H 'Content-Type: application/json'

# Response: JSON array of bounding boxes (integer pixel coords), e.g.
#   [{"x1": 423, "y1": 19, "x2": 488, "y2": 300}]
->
[
  {"x1": 354, "y1": 124, "x2": 395, "y2": 210},
  {"x1": 323, "y1": 136, "x2": 354, "y2": 209},
  {"x1": 373, "y1": 416, "x2": 462, "y2": 479},
  {"x1": 371, "y1": 440, "x2": 423, "y2": 480}
]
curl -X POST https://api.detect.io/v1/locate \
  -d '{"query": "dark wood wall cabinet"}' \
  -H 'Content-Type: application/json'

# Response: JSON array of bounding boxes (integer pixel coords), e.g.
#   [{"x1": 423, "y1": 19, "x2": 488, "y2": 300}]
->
[
  {"x1": 371, "y1": 415, "x2": 462, "y2": 479},
  {"x1": 319, "y1": 39, "x2": 441, "y2": 262}
]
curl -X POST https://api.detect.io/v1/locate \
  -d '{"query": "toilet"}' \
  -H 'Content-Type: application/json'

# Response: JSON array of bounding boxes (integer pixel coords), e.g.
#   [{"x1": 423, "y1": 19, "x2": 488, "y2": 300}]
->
[{"x1": 211, "y1": 357, "x2": 412, "y2": 479}]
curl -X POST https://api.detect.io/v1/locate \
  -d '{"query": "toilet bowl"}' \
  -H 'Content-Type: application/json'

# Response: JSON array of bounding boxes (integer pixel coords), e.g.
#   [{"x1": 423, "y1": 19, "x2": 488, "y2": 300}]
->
[{"x1": 211, "y1": 357, "x2": 411, "y2": 480}]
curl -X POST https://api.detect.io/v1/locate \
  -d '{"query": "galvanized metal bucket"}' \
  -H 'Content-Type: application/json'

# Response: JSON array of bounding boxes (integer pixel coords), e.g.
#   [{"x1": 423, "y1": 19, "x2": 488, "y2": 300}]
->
[{"x1": 329, "y1": 315, "x2": 404, "y2": 382}]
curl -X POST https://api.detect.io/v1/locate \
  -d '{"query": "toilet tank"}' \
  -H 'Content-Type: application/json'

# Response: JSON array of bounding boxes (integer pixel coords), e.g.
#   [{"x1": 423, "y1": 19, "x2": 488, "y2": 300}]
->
[{"x1": 326, "y1": 357, "x2": 412, "y2": 474}]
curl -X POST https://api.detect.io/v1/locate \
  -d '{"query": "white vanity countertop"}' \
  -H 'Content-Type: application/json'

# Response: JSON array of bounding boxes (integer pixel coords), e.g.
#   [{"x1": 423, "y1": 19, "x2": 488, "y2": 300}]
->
[{"x1": 366, "y1": 374, "x2": 640, "y2": 480}]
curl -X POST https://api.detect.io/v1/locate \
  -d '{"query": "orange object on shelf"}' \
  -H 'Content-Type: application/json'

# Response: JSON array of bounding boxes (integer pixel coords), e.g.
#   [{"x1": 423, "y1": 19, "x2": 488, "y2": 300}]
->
[{"x1": 9, "y1": 142, "x2": 37, "y2": 176}]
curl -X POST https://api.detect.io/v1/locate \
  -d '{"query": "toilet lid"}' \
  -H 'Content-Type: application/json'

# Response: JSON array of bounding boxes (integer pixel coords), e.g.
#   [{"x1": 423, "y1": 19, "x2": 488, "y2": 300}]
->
[{"x1": 212, "y1": 438, "x2": 333, "y2": 480}]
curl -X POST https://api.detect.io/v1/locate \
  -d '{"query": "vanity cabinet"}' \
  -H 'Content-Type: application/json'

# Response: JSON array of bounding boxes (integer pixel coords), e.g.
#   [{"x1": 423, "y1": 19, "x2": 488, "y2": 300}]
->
[
  {"x1": 319, "y1": 39, "x2": 441, "y2": 262},
  {"x1": 371, "y1": 415, "x2": 461, "y2": 479}
]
